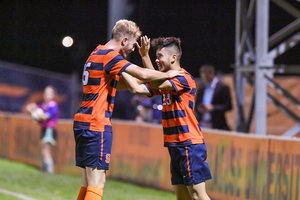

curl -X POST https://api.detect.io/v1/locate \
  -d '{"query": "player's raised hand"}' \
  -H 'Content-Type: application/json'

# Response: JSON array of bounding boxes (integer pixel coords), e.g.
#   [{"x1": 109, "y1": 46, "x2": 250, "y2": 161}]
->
[{"x1": 137, "y1": 36, "x2": 150, "y2": 57}]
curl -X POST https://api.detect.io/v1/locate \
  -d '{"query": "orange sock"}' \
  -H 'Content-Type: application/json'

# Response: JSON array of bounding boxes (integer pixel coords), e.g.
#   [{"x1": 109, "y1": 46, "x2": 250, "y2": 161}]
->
[
  {"x1": 84, "y1": 186, "x2": 103, "y2": 200},
  {"x1": 77, "y1": 186, "x2": 87, "y2": 200}
]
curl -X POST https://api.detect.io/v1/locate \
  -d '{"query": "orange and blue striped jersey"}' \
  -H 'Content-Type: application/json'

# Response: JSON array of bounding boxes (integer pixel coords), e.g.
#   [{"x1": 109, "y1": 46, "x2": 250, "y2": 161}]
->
[
  {"x1": 145, "y1": 68, "x2": 205, "y2": 147},
  {"x1": 73, "y1": 45, "x2": 131, "y2": 132}
]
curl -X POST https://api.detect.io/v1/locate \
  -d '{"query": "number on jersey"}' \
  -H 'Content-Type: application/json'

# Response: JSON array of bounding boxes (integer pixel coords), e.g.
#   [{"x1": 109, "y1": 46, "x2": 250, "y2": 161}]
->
[
  {"x1": 82, "y1": 62, "x2": 91, "y2": 85},
  {"x1": 162, "y1": 93, "x2": 171, "y2": 105}
]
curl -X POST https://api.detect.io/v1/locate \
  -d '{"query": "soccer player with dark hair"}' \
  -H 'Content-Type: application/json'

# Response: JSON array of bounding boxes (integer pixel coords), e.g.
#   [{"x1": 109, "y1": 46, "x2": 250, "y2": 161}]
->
[
  {"x1": 73, "y1": 20, "x2": 183, "y2": 200},
  {"x1": 122, "y1": 36, "x2": 212, "y2": 200}
]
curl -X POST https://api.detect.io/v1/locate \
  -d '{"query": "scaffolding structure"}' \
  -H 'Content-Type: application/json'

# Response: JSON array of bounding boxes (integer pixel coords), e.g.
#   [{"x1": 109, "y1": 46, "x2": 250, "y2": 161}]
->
[{"x1": 235, "y1": 0, "x2": 300, "y2": 136}]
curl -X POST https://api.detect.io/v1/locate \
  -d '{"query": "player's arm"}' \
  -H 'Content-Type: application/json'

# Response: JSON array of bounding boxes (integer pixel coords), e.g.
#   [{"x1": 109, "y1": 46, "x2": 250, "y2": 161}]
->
[
  {"x1": 116, "y1": 76, "x2": 128, "y2": 91},
  {"x1": 121, "y1": 72, "x2": 151, "y2": 95},
  {"x1": 125, "y1": 36, "x2": 183, "y2": 80},
  {"x1": 117, "y1": 74, "x2": 144, "y2": 91},
  {"x1": 137, "y1": 36, "x2": 155, "y2": 70},
  {"x1": 151, "y1": 79, "x2": 175, "y2": 90},
  {"x1": 124, "y1": 64, "x2": 182, "y2": 82},
  {"x1": 137, "y1": 36, "x2": 176, "y2": 91}
]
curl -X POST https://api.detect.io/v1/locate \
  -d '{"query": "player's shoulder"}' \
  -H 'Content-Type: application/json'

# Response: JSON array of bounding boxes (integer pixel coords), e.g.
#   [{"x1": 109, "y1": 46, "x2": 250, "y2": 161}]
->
[
  {"x1": 175, "y1": 71, "x2": 195, "y2": 84},
  {"x1": 91, "y1": 45, "x2": 116, "y2": 56},
  {"x1": 179, "y1": 68, "x2": 194, "y2": 78}
]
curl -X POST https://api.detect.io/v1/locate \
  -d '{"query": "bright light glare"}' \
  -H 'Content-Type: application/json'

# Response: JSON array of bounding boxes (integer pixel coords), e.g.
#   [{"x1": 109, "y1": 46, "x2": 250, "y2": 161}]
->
[{"x1": 62, "y1": 36, "x2": 73, "y2": 47}]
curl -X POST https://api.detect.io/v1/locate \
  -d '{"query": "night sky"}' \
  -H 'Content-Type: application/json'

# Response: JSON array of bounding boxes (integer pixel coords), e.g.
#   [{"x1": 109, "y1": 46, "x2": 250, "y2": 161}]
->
[{"x1": 1, "y1": 0, "x2": 299, "y2": 78}]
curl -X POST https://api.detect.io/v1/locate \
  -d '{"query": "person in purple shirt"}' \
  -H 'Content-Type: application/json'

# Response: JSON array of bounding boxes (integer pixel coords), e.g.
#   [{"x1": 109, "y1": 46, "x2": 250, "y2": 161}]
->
[{"x1": 26, "y1": 85, "x2": 59, "y2": 173}]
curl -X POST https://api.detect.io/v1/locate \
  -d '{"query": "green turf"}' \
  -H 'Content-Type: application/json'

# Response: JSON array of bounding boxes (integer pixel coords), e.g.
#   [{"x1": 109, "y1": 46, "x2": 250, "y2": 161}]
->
[
  {"x1": 0, "y1": 194, "x2": 21, "y2": 200},
  {"x1": 0, "y1": 158, "x2": 175, "y2": 200}
]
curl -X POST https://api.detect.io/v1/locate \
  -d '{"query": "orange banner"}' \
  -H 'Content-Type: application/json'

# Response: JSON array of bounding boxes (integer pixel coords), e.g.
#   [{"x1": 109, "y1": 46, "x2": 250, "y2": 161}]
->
[
  {"x1": 0, "y1": 112, "x2": 299, "y2": 200},
  {"x1": 109, "y1": 120, "x2": 171, "y2": 190}
]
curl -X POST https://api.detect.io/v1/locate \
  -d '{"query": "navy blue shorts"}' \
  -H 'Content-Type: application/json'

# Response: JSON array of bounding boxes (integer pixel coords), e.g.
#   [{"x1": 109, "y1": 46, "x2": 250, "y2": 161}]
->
[
  {"x1": 74, "y1": 128, "x2": 112, "y2": 170},
  {"x1": 168, "y1": 143, "x2": 212, "y2": 185}
]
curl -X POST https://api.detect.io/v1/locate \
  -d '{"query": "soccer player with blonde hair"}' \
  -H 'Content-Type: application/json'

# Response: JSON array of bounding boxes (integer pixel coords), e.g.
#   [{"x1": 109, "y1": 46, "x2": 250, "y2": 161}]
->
[{"x1": 73, "y1": 19, "x2": 183, "y2": 200}]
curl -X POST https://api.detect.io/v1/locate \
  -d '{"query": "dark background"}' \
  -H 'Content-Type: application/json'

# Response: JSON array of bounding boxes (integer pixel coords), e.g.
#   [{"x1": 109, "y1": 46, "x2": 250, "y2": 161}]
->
[{"x1": 0, "y1": 0, "x2": 299, "y2": 78}]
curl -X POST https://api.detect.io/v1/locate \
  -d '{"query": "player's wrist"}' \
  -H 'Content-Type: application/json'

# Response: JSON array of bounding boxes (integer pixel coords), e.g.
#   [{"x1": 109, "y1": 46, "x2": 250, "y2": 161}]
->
[
  {"x1": 165, "y1": 71, "x2": 172, "y2": 79},
  {"x1": 141, "y1": 54, "x2": 150, "y2": 59}
]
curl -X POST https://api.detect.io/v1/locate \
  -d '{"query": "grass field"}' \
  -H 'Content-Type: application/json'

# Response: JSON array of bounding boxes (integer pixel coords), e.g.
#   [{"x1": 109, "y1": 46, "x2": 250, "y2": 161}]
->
[{"x1": 0, "y1": 159, "x2": 176, "y2": 200}]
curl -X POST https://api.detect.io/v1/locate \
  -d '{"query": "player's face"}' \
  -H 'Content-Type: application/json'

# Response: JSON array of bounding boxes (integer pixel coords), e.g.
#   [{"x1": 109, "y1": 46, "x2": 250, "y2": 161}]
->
[
  {"x1": 155, "y1": 48, "x2": 172, "y2": 72},
  {"x1": 200, "y1": 71, "x2": 214, "y2": 84},
  {"x1": 121, "y1": 37, "x2": 138, "y2": 58}
]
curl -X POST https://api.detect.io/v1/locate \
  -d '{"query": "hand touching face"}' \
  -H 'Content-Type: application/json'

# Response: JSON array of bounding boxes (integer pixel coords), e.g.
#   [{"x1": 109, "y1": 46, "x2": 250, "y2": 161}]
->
[{"x1": 137, "y1": 35, "x2": 150, "y2": 57}]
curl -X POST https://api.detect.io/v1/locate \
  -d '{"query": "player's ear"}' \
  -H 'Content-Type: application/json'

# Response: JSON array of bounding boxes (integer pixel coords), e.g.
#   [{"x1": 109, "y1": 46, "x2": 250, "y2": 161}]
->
[
  {"x1": 171, "y1": 54, "x2": 177, "y2": 64},
  {"x1": 121, "y1": 37, "x2": 128, "y2": 46}
]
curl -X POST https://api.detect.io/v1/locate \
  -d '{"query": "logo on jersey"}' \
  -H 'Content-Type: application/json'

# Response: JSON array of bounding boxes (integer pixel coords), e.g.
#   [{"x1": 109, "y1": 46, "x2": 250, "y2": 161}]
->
[{"x1": 105, "y1": 154, "x2": 111, "y2": 163}]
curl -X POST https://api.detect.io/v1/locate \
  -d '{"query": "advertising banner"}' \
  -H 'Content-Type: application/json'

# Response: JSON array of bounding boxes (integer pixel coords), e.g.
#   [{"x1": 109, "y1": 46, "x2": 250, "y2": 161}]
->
[
  {"x1": 0, "y1": 61, "x2": 75, "y2": 118},
  {"x1": 0, "y1": 113, "x2": 299, "y2": 199}
]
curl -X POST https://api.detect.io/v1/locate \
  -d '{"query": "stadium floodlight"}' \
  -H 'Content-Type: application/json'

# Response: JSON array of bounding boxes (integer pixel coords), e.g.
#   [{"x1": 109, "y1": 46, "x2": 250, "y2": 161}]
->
[{"x1": 62, "y1": 36, "x2": 73, "y2": 48}]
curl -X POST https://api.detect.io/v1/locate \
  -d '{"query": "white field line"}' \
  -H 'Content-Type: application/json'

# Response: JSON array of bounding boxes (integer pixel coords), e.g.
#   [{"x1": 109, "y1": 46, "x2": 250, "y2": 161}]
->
[{"x1": 0, "y1": 188, "x2": 37, "y2": 200}]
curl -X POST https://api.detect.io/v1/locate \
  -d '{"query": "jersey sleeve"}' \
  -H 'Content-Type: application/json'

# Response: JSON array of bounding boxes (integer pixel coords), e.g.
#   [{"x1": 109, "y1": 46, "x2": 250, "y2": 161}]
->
[
  {"x1": 104, "y1": 51, "x2": 131, "y2": 75},
  {"x1": 144, "y1": 83, "x2": 161, "y2": 97},
  {"x1": 168, "y1": 74, "x2": 191, "y2": 93}
]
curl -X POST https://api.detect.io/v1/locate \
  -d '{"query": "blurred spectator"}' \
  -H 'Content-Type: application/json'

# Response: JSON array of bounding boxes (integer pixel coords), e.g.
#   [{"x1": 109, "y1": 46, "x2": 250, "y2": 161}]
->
[
  {"x1": 25, "y1": 85, "x2": 59, "y2": 173},
  {"x1": 132, "y1": 95, "x2": 152, "y2": 122},
  {"x1": 151, "y1": 95, "x2": 162, "y2": 124},
  {"x1": 131, "y1": 95, "x2": 162, "y2": 123},
  {"x1": 195, "y1": 64, "x2": 232, "y2": 130},
  {"x1": 112, "y1": 90, "x2": 137, "y2": 120}
]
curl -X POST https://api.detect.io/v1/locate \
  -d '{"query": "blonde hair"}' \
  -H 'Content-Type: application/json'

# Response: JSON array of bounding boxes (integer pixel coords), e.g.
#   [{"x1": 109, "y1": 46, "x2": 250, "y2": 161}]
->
[{"x1": 111, "y1": 19, "x2": 142, "y2": 40}]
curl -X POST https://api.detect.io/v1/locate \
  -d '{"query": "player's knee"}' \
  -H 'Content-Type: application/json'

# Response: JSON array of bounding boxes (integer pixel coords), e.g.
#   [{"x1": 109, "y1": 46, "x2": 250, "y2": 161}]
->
[
  {"x1": 86, "y1": 168, "x2": 106, "y2": 188},
  {"x1": 190, "y1": 192, "x2": 210, "y2": 200},
  {"x1": 87, "y1": 177, "x2": 106, "y2": 188}
]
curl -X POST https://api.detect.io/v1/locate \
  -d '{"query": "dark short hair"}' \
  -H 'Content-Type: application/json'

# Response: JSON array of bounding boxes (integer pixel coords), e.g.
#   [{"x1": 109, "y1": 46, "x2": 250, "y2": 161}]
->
[
  {"x1": 151, "y1": 37, "x2": 182, "y2": 60},
  {"x1": 199, "y1": 64, "x2": 215, "y2": 74}
]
